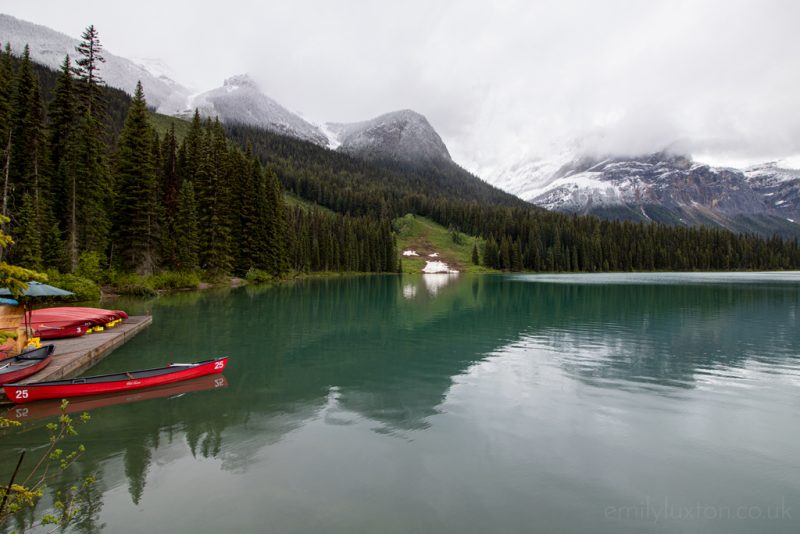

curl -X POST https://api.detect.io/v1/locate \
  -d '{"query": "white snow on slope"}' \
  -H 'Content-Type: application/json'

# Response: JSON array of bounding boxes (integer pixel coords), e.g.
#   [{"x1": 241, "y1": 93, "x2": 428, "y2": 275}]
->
[
  {"x1": 423, "y1": 261, "x2": 459, "y2": 274},
  {"x1": 0, "y1": 14, "x2": 190, "y2": 113}
]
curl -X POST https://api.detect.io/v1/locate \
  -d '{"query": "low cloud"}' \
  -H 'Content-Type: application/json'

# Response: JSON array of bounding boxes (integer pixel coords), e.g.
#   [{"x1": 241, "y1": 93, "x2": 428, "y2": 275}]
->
[{"x1": 5, "y1": 0, "x2": 800, "y2": 172}]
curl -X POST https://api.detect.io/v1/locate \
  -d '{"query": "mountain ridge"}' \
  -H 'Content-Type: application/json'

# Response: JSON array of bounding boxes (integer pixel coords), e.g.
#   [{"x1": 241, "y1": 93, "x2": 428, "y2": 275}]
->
[
  {"x1": 488, "y1": 151, "x2": 800, "y2": 237},
  {"x1": 0, "y1": 13, "x2": 191, "y2": 113}
]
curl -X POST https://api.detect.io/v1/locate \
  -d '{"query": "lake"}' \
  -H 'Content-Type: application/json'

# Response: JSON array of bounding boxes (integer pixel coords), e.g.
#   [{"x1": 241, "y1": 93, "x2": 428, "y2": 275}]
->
[{"x1": 2, "y1": 273, "x2": 799, "y2": 533}]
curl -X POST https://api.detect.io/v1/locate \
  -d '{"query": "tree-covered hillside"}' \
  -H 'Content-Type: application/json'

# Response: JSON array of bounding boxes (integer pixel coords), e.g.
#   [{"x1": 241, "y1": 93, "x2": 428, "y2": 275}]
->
[
  {"x1": 3, "y1": 25, "x2": 800, "y2": 281},
  {"x1": 226, "y1": 123, "x2": 800, "y2": 272},
  {"x1": 0, "y1": 35, "x2": 398, "y2": 282}
]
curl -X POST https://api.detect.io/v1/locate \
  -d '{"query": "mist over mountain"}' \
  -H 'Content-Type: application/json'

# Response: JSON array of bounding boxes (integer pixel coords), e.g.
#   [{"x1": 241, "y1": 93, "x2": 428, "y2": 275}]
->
[
  {"x1": 0, "y1": 13, "x2": 190, "y2": 113},
  {"x1": 5, "y1": 11, "x2": 800, "y2": 238},
  {"x1": 186, "y1": 74, "x2": 329, "y2": 146}
]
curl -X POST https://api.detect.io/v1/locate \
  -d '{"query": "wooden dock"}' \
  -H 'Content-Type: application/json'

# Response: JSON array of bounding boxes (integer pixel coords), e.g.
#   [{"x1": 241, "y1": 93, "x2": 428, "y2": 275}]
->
[{"x1": 14, "y1": 315, "x2": 152, "y2": 385}]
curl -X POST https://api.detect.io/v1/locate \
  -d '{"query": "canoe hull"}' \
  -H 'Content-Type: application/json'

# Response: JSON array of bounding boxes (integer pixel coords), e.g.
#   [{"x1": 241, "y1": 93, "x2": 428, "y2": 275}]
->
[
  {"x1": 0, "y1": 344, "x2": 55, "y2": 383},
  {"x1": 3, "y1": 357, "x2": 228, "y2": 404},
  {"x1": 0, "y1": 352, "x2": 53, "y2": 383},
  {"x1": 5, "y1": 375, "x2": 228, "y2": 422},
  {"x1": 31, "y1": 307, "x2": 128, "y2": 340}
]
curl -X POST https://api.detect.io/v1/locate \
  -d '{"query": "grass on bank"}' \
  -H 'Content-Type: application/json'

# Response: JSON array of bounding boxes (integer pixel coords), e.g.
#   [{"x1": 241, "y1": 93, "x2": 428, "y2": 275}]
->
[
  {"x1": 148, "y1": 112, "x2": 191, "y2": 142},
  {"x1": 394, "y1": 214, "x2": 497, "y2": 274}
]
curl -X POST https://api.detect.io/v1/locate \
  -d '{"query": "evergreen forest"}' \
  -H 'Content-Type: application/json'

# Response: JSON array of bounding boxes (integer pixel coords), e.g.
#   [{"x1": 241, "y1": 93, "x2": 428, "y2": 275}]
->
[{"x1": 2, "y1": 26, "x2": 800, "y2": 291}]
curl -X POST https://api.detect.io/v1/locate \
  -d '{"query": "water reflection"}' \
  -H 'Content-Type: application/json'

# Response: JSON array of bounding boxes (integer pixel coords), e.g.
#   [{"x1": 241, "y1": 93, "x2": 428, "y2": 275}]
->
[{"x1": 1, "y1": 273, "x2": 799, "y2": 532}]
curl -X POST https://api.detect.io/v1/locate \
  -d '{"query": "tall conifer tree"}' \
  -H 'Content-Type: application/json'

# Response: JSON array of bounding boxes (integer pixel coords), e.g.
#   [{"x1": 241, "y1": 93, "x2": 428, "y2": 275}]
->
[
  {"x1": 174, "y1": 180, "x2": 199, "y2": 271},
  {"x1": 73, "y1": 25, "x2": 105, "y2": 116},
  {"x1": 113, "y1": 82, "x2": 158, "y2": 274}
]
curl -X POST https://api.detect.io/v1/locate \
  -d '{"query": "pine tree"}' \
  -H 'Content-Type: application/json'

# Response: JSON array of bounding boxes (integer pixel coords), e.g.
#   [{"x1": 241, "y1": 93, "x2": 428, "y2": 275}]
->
[
  {"x1": 160, "y1": 123, "x2": 179, "y2": 212},
  {"x1": 113, "y1": 82, "x2": 158, "y2": 274},
  {"x1": 14, "y1": 192, "x2": 42, "y2": 270},
  {"x1": 48, "y1": 55, "x2": 76, "y2": 228},
  {"x1": 63, "y1": 111, "x2": 112, "y2": 268},
  {"x1": 264, "y1": 167, "x2": 288, "y2": 275},
  {"x1": 7, "y1": 45, "x2": 38, "y2": 215},
  {"x1": 0, "y1": 44, "x2": 13, "y2": 222},
  {"x1": 73, "y1": 25, "x2": 105, "y2": 117},
  {"x1": 174, "y1": 180, "x2": 199, "y2": 271},
  {"x1": 194, "y1": 125, "x2": 232, "y2": 275},
  {"x1": 5, "y1": 47, "x2": 54, "y2": 267},
  {"x1": 471, "y1": 242, "x2": 479, "y2": 265},
  {"x1": 237, "y1": 156, "x2": 268, "y2": 273}
]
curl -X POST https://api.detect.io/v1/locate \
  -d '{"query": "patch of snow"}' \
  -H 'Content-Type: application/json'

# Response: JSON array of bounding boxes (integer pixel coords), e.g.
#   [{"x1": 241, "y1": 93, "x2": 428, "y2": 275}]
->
[
  {"x1": 428, "y1": 252, "x2": 439, "y2": 257},
  {"x1": 318, "y1": 122, "x2": 342, "y2": 150},
  {"x1": 402, "y1": 250, "x2": 419, "y2": 257},
  {"x1": 423, "y1": 261, "x2": 459, "y2": 274},
  {"x1": 788, "y1": 218, "x2": 796, "y2": 223}
]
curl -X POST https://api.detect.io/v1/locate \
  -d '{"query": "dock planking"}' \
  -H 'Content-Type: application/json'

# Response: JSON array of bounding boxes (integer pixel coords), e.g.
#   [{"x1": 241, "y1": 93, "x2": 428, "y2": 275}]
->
[{"x1": 1, "y1": 316, "x2": 152, "y2": 401}]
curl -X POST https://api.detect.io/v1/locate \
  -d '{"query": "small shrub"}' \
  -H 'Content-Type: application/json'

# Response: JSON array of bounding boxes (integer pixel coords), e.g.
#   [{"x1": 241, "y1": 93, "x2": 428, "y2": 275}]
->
[
  {"x1": 245, "y1": 268, "x2": 273, "y2": 285},
  {"x1": 115, "y1": 283, "x2": 158, "y2": 297},
  {"x1": 45, "y1": 271, "x2": 101, "y2": 301},
  {"x1": 148, "y1": 271, "x2": 201, "y2": 290},
  {"x1": 76, "y1": 251, "x2": 105, "y2": 282}
]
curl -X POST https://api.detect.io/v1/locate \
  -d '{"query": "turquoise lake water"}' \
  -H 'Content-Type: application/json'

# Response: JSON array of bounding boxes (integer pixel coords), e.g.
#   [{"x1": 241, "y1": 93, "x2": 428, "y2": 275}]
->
[{"x1": 1, "y1": 273, "x2": 799, "y2": 532}]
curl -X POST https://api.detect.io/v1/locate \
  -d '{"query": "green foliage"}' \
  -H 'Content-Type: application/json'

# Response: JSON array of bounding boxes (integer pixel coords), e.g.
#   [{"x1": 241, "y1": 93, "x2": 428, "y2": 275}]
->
[
  {"x1": 76, "y1": 250, "x2": 104, "y2": 282},
  {"x1": 0, "y1": 400, "x2": 94, "y2": 531},
  {"x1": 109, "y1": 270, "x2": 199, "y2": 294},
  {"x1": 0, "y1": 214, "x2": 47, "y2": 297},
  {"x1": 45, "y1": 269, "x2": 101, "y2": 301},
  {"x1": 245, "y1": 268, "x2": 274, "y2": 284},
  {"x1": 146, "y1": 271, "x2": 200, "y2": 290}
]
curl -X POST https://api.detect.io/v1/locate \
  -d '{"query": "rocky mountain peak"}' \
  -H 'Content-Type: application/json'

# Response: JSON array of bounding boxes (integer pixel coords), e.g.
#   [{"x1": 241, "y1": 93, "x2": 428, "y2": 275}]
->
[
  {"x1": 222, "y1": 73, "x2": 259, "y2": 90},
  {"x1": 188, "y1": 74, "x2": 328, "y2": 146},
  {"x1": 326, "y1": 109, "x2": 451, "y2": 165}
]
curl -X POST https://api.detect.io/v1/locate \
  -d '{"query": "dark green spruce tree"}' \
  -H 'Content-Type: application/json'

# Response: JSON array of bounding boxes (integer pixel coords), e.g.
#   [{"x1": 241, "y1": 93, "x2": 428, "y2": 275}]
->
[
  {"x1": 48, "y1": 55, "x2": 77, "y2": 229},
  {"x1": 0, "y1": 44, "x2": 13, "y2": 236},
  {"x1": 173, "y1": 180, "x2": 199, "y2": 271},
  {"x1": 195, "y1": 120, "x2": 233, "y2": 275},
  {"x1": 113, "y1": 82, "x2": 159, "y2": 274},
  {"x1": 73, "y1": 25, "x2": 105, "y2": 117},
  {"x1": 63, "y1": 26, "x2": 111, "y2": 270}
]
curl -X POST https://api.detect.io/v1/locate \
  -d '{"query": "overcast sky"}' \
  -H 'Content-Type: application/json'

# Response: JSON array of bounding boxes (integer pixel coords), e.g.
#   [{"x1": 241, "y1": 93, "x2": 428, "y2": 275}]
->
[{"x1": 3, "y1": 0, "x2": 800, "y2": 173}]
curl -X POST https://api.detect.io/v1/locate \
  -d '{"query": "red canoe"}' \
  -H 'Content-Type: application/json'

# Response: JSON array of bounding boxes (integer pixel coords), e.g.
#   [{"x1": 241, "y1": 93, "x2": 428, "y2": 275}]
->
[
  {"x1": 0, "y1": 345, "x2": 55, "y2": 384},
  {"x1": 4, "y1": 374, "x2": 228, "y2": 422},
  {"x1": 3, "y1": 357, "x2": 228, "y2": 404},
  {"x1": 30, "y1": 307, "x2": 128, "y2": 340}
]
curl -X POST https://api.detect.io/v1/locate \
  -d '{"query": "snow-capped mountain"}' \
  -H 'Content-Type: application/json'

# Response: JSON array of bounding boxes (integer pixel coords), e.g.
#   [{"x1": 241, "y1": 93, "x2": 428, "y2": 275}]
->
[
  {"x1": 326, "y1": 110, "x2": 452, "y2": 165},
  {"x1": 743, "y1": 161, "x2": 800, "y2": 220},
  {"x1": 489, "y1": 152, "x2": 800, "y2": 236},
  {"x1": 186, "y1": 74, "x2": 329, "y2": 146},
  {"x1": 0, "y1": 13, "x2": 190, "y2": 114}
]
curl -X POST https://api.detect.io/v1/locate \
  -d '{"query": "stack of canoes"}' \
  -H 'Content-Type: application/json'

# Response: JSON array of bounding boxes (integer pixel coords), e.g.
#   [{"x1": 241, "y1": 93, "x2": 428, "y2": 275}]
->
[{"x1": 30, "y1": 307, "x2": 129, "y2": 340}]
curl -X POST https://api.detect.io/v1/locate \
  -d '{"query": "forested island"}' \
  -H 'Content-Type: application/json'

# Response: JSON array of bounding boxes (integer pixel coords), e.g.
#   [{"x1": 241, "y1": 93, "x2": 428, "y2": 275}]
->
[{"x1": 2, "y1": 26, "x2": 800, "y2": 298}]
